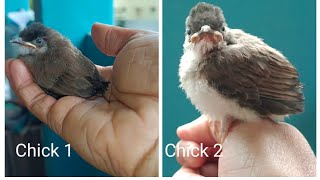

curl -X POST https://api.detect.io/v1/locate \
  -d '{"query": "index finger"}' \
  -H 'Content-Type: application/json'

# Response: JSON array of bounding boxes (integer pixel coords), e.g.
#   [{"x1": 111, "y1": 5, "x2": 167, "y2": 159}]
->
[
  {"x1": 5, "y1": 59, "x2": 85, "y2": 135},
  {"x1": 5, "y1": 59, "x2": 56, "y2": 123}
]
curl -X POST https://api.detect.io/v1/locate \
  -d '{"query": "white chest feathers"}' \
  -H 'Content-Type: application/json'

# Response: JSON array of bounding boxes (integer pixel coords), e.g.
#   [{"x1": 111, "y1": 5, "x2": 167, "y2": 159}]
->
[{"x1": 179, "y1": 49, "x2": 266, "y2": 122}]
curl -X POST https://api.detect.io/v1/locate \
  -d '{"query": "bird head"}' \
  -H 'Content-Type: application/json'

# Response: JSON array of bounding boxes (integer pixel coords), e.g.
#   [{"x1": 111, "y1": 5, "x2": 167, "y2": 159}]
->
[
  {"x1": 184, "y1": 2, "x2": 227, "y2": 53},
  {"x1": 10, "y1": 22, "x2": 50, "y2": 56}
]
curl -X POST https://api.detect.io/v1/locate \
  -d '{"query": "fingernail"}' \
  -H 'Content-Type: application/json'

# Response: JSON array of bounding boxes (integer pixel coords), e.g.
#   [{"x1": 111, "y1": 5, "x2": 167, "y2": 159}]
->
[
  {"x1": 177, "y1": 125, "x2": 183, "y2": 132},
  {"x1": 176, "y1": 125, "x2": 186, "y2": 135}
]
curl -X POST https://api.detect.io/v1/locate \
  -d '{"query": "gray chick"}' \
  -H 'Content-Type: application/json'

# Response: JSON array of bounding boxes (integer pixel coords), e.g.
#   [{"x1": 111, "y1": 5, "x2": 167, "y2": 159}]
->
[
  {"x1": 10, "y1": 22, "x2": 109, "y2": 99},
  {"x1": 179, "y1": 2, "x2": 304, "y2": 143}
]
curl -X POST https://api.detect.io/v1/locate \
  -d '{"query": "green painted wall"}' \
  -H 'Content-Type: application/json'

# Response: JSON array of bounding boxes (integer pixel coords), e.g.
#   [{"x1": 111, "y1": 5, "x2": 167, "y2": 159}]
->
[{"x1": 163, "y1": 0, "x2": 316, "y2": 176}]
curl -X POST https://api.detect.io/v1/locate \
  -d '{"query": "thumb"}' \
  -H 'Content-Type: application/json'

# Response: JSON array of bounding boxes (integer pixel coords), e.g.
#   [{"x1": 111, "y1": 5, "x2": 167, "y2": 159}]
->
[{"x1": 91, "y1": 23, "x2": 145, "y2": 56}]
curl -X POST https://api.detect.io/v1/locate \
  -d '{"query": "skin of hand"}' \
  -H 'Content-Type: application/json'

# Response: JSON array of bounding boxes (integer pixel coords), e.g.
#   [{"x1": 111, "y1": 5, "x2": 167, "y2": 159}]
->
[
  {"x1": 5, "y1": 23, "x2": 159, "y2": 177},
  {"x1": 173, "y1": 116, "x2": 316, "y2": 177}
]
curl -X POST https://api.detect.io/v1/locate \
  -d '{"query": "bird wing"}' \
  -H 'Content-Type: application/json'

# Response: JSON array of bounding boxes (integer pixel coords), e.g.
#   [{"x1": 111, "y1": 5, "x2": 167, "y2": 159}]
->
[
  {"x1": 203, "y1": 43, "x2": 304, "y2": 115},
  {"x1": 37, "y1": 47, "x2": 104, "y2": 98}
]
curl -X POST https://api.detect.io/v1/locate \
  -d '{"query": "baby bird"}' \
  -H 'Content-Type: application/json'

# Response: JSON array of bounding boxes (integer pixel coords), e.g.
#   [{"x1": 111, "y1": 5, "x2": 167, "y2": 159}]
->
[
  {"x1": 179, "y1": 3, "x2": 304, "y2": 143},
  {"x1": 10, "y1": 22, "x2": 109, "y2": 99}
]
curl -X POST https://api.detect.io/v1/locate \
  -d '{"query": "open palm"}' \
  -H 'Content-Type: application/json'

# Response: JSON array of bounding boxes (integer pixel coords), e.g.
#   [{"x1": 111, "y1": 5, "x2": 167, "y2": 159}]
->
[{"x1": 5, "y1": 23, "x2": 159, "y2": 177}]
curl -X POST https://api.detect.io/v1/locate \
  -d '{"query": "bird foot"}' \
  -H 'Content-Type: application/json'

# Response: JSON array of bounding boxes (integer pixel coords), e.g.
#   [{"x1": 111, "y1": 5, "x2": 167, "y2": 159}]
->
[
  {"x1": 208, "y1": 116, "x2": 237, "y2": 143},
  {"x1": 87, "y1": 96, "x2": 99, "y2": 100},
  {"x1": 105, "y1": 83, "x2": 113, "y2": 103}
]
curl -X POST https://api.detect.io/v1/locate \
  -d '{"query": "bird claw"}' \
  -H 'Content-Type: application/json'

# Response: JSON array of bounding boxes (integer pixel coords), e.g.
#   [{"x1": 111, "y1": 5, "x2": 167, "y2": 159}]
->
[
  {"x1": 105, "y1": 83, "x2": 112, "y2": 103},
  {"x1": 208, "y1": 116, "x2": 236, "y2": 143}
]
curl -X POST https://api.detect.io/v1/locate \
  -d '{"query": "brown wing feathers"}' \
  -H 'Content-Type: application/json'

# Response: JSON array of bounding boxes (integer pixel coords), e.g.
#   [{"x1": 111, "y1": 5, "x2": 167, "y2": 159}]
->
[{"x1": 202, "y1": 46, "x2": 304, "y2": 116}]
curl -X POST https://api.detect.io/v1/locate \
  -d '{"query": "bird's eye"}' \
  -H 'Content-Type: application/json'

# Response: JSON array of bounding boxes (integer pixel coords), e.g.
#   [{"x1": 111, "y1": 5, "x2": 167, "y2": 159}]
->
[
  {"x1": 222, "y1": 27, "x2": 225, "y2": 31},
  {"x1": 186, "y1": 29, "x2": 192, "y2": 35},
  {"x1": 35, "y1": 38, "x2": 43, "y2": 44}
]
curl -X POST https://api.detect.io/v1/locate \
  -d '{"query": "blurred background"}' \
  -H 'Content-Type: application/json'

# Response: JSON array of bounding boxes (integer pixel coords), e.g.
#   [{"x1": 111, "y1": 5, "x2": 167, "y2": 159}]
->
[
  {"x1": 5, "y1": 0, "x2": 158, "y2": 177},
  {"x1": 163, "y1": 0, "x2": 316, "y2": 176}
]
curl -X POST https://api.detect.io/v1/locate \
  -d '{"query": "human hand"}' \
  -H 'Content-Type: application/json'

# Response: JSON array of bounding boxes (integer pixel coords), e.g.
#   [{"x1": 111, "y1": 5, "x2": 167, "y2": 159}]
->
[
  {"x1": 5, "y1": 23, "x2": 159, "y2": 177},
  {"x1": 173, "y1": 116, "x2": 316, "y2": 177}
]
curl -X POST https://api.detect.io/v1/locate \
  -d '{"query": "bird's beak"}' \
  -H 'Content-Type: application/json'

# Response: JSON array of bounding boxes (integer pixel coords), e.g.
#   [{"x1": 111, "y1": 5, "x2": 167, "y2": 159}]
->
[
  {"x1": 190, "y1": 25, "x2": 223, "y2": 45},
  {"x1": 10, "y1": 38, "x2": 36, "y2": 49}
]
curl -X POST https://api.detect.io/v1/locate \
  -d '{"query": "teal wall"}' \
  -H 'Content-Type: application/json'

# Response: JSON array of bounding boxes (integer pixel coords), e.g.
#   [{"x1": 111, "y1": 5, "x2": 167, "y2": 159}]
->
[
  {"x1": 5, "y1": 0, "x2": 29, "y2": 14},
  {"x1": 163, "y1": 0, "x2": 316, "y2": 176},
  {"x1": 39, "y1": 0, "x2": 114, "y2": 47}
]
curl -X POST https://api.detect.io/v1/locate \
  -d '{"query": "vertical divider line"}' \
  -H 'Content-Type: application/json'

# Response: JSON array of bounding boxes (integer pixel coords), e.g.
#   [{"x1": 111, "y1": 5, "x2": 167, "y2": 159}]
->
[{"x1": 158, "y1": 0, "x2": 163, "y2": 177}]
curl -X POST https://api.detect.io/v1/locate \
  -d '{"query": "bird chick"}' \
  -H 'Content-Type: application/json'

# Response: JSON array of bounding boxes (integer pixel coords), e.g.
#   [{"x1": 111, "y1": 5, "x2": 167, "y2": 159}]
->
[
  {"x1": 10, "y1": 22, "x2": 109, "y2": 99},
  {"x1": 179, "y1": 2, "x2": 304, "y2": 143}
]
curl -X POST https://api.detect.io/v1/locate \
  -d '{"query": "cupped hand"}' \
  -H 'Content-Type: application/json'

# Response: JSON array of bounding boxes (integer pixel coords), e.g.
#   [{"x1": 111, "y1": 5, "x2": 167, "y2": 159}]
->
[
  {"x1": 5, "y1": 23, "x2": 159, "y2": 177},
  {"x1": 173, "y1": 116, "x2": 316, "y2": 177}
]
